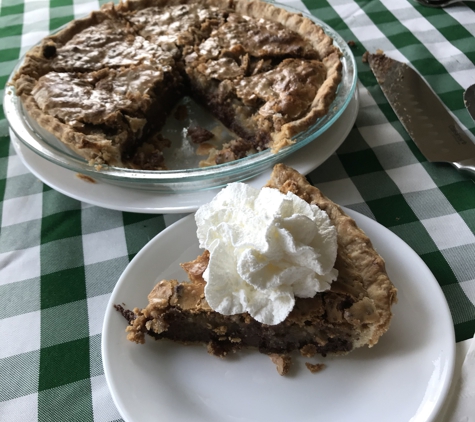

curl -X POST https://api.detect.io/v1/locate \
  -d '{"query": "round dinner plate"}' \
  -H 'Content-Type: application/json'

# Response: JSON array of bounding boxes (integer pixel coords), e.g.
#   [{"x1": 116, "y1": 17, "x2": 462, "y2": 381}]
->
[
  {"x1": 10, "y1": 92, "x2": 358, "y2": 214},
  {"x1": 102, "y1": 209, "x2": 455, "y2": 422}
]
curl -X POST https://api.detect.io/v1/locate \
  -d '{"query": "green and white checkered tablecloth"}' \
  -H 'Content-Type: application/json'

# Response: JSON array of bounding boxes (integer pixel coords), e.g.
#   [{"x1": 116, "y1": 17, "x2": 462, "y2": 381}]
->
[{"x1": 1, "y1": 0, "x2": 475, "y2": 420}]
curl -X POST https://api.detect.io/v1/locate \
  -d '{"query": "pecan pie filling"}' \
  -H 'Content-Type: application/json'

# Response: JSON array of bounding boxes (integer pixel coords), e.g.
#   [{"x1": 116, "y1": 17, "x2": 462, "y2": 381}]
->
[{"x1": 13, "y1": 0, "x2": 342, "y2": 169}]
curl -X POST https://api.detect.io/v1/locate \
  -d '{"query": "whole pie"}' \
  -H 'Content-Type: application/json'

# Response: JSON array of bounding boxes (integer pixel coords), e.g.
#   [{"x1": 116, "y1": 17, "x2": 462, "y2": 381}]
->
[
  {"x1": 13, "y1": 0, "x2": 342, "y2": 169},
  {"x1": 119, "y1": 164, "x2": 397, "y2": 374}
]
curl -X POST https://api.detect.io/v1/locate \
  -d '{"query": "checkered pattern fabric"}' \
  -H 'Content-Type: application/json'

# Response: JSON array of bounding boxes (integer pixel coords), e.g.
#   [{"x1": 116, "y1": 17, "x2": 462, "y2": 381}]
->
[{"x1": 0, "y1": 0, "x2": 474, "y2": 420}]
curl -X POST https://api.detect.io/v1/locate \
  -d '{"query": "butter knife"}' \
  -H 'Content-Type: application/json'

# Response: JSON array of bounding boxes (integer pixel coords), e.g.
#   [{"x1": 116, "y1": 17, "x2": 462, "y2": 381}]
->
[{"x1": 368, "y1": 53, "x2": 475, "y2": 176}]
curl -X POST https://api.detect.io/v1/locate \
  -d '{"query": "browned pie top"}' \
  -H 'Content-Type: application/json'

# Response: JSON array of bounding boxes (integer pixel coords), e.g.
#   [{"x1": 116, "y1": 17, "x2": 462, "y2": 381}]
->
[
  {"x1": 195, "y1": 12, "x2": 319, "y2": 59},
  {"x1": 13, "y1": 0, "x2": 342, "y2": 169},
  {"x1": 32, "y1": 67, "x2": 162, "y2": 128},
  {"x1": 235, "y1": 59, "x2": 327, "y2": 128},
  {"x1": 48, "y1": 20, "x2": 175, "y2": 72},
  {"x1": 127, "y1": 3, "x2": 225, "y2": 50}
]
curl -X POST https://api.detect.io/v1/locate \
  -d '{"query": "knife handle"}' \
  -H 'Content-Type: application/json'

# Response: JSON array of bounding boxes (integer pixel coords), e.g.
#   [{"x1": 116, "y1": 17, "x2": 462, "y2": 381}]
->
[{"x1": 452, "y1": 158, "x2": 475, "y2": 179}]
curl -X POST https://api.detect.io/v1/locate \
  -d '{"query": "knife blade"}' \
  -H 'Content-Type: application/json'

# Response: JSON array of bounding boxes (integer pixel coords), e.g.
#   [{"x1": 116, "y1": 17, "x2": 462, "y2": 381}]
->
[{"x1": 368, "y1": 53, "x2": 475, "y2": 176}]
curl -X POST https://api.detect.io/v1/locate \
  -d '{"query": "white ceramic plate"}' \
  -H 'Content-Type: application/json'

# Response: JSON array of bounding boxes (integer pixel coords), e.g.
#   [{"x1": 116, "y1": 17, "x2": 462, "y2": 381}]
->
[
  {"x1": 11, "y1": 92, "x2": 358, "y2": 214},
  {"x1": 102, "y1": 209, "x2": 455, "y2": 422}
]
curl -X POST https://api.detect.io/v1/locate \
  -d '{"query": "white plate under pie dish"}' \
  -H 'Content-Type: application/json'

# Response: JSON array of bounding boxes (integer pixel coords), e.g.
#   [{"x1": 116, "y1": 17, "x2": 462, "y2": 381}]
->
[
  {"x1": 102, "y1": 209, "x2": 456, "y2": 422},
  {"x1": 10, "y1": 91, "x2": 359, "y2": 214}
]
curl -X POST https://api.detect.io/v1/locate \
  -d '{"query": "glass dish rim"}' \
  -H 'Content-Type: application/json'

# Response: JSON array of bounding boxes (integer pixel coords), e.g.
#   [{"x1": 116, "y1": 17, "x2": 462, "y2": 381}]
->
[{"x1": 3, "y1": 1, "x2": 357, "y2": 186}]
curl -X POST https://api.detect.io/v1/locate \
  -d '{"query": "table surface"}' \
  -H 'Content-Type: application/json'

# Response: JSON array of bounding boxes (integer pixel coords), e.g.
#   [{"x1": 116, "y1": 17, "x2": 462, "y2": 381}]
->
[{"x1": 1, "y1": 0, "x2": 475, "y2": 421}]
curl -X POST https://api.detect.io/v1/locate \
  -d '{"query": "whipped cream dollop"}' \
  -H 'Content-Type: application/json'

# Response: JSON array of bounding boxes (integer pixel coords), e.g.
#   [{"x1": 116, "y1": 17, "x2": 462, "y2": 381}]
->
[{"x1": 195, "y1": 183, "x2": 338, "y2": 325}]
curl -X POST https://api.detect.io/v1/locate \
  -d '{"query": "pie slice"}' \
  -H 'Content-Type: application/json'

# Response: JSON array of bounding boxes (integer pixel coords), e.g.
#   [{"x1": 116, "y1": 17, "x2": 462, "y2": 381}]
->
[
  {"x1": 120, "y1": 164, "x2": 397, "y2": 374},
  {"x1": 13, "y1": 0, "x2": 342, "y2": 169}
]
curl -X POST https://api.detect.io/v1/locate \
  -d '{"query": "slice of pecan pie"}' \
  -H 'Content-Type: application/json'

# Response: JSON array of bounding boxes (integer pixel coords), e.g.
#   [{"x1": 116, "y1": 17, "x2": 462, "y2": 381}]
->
[
  {"x1": 13, "y1": 0, "x2": 342, "y2": 169},
  {"x1": 120, "y1": 164, "x2": 397, "y2": 374}
]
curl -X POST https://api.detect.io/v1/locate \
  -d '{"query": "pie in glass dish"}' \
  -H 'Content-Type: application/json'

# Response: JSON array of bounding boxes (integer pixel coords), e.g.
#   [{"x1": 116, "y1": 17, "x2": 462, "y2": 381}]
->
[
  {"x1": 118, "y1": 164, "x2": 397, "y2": 374},
  {"x1": 13, "y1": 0, "x2": 342, "y2": 170}
]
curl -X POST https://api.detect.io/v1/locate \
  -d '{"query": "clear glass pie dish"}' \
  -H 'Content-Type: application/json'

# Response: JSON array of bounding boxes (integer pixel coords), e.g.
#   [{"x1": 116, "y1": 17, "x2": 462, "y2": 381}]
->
[{"x1": 3, "y1": 2, "x2": 357, "y2": 194}]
